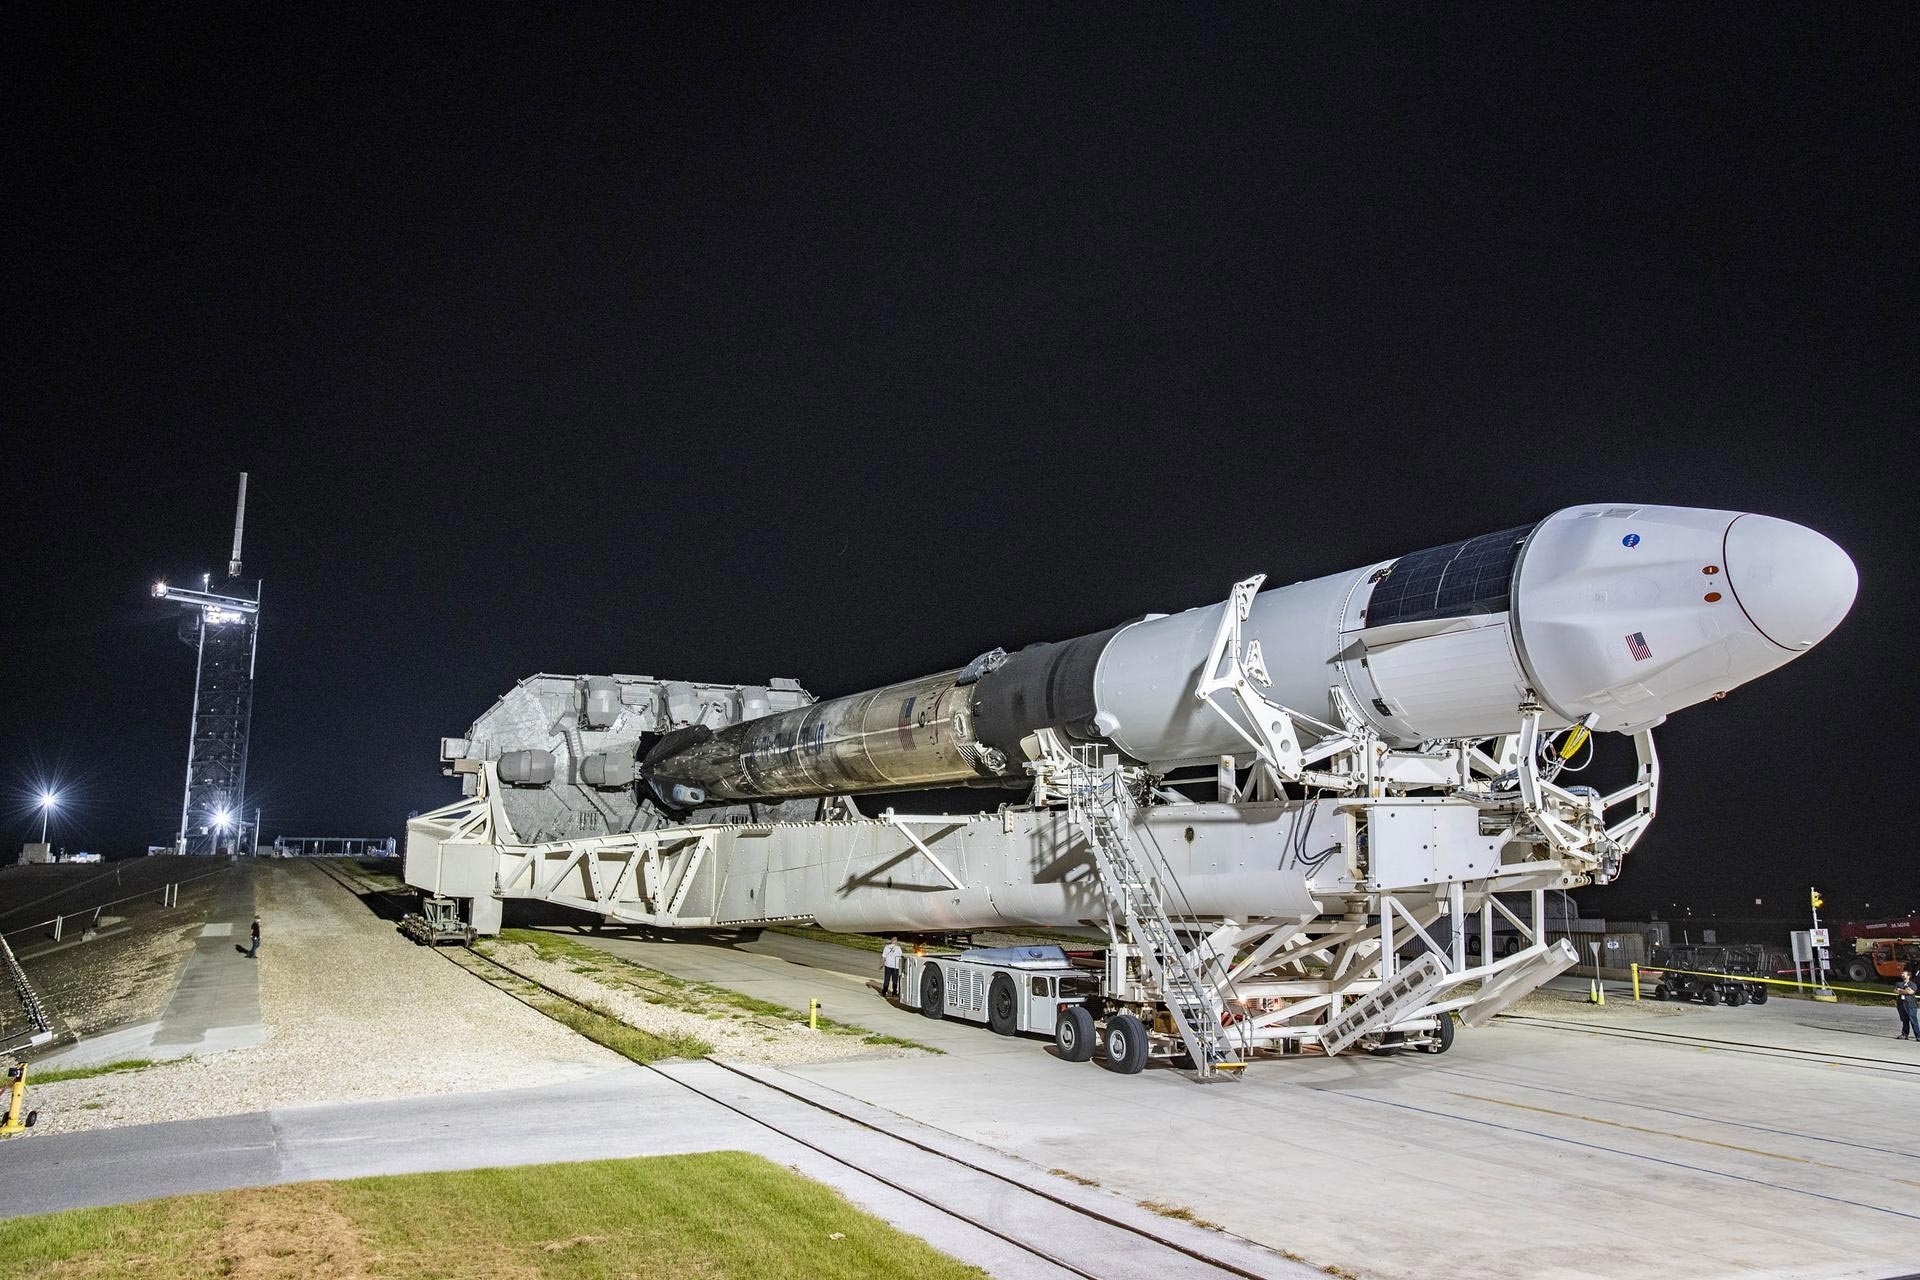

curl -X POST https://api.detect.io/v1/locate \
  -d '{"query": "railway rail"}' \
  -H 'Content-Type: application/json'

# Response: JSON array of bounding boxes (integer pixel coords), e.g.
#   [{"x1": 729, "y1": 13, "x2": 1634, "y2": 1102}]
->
[{"x1": 1498, "y1": 1012, "x2": 1920, "y2": 1078}]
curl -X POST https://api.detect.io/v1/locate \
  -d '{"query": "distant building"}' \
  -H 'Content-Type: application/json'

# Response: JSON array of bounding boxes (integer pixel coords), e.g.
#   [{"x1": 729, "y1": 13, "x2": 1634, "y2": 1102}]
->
[{"x1": 18, "y1": 842, "x2": 52, "y2": 865}]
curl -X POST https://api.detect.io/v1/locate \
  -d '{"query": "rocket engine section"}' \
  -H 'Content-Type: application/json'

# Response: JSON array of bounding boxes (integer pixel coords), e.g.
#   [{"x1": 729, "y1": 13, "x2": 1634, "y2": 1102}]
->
[{"x1": 648, "y1": 504, "x2": 1855, "y2": 804}]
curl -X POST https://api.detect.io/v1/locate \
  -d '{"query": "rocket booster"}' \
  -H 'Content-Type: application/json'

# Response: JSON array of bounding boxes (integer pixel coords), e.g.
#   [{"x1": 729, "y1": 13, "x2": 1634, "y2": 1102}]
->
[{"x1": 648, "y1": 504, "x2": 1856, "y2": 804}]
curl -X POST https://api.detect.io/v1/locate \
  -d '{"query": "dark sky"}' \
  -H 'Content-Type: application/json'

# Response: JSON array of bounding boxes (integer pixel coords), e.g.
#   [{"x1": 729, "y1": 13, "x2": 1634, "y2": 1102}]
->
[{"x1": 3, "y1": 7, "x2": 1912, "y2": 919}]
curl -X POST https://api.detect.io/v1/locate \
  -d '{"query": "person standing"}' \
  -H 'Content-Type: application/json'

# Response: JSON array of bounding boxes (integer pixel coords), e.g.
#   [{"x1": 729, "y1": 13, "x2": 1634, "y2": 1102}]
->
[
  {"x1": 247, "y1": 916, "x2": 261, "y2": 960},
  {"x1": 1896, "y1": 970, "x2": 1917, "y2": 1040},
  {"x1": 881, "y1": 936, "x2": 903, "y2": 998}
]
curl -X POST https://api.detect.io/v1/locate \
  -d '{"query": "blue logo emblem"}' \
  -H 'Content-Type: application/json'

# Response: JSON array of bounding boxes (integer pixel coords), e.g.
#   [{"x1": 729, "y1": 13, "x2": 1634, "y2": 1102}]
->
[{"x1": 1621, "y1": 533, "x2": 1641, "y2": 548}]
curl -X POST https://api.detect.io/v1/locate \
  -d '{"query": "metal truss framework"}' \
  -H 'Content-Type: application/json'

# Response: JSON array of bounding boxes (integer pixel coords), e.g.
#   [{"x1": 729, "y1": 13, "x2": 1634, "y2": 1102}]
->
[{"x1": 407, "y1": 570, "x2": 1659, "y2": 1059}]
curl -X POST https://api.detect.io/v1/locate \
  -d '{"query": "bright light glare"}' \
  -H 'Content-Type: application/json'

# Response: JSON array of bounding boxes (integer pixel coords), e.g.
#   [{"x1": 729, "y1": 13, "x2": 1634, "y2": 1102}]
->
[
  {"x1": 213, "y1": 808, "x2": 232, "y2": 829},
  {"x1": 152, "y1": 581, "x2": 168, "y2": 598},
  {"x1": 40, "y1": 792, "x2": 57, "y2": 809}
]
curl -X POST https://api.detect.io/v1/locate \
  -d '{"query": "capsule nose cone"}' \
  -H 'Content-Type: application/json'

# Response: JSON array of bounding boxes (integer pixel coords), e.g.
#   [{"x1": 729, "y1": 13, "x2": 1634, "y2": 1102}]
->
[{"x1": 1724, "y1": 515, "x2": 1857, "y2": 651}]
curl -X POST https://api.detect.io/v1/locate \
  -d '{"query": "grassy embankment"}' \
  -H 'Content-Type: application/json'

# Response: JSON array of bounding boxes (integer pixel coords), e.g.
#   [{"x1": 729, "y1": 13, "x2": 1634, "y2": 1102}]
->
[
  {"x1": 0, "y1": 1152, "x2": 988, "y2": 1280},
  {"x1": 489, "y1": 930, "x2": 939, "y2": 1054},
  {"x1": 22, "y1": 1059, "x2": 157, "y2": 1085}
]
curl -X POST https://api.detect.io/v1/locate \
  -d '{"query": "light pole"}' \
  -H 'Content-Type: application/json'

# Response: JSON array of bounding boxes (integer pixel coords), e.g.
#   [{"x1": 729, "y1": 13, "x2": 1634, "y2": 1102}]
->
[{"x1": 37, "y1": 792, "x2": 57, "y2": 844}]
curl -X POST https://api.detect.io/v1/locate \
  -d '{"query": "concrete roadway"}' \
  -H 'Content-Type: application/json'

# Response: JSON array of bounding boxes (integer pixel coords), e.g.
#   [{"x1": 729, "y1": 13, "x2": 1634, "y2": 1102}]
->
[
  {"x1": 554, "y1": 926, "x2": 1920, "y2": 1280},
  {"x1": 33, "y1": 866, "x2": 267, "y2": 1070},
  {"x1": 1, "y1": 1060, "x2": 1306, "y2": 1280}
]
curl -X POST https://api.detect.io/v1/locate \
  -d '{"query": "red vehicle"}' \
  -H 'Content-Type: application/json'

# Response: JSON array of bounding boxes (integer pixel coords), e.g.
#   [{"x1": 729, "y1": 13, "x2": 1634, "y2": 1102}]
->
[{"x1": 1840, "y1": 917, "x2": 1920, "y2": 942}]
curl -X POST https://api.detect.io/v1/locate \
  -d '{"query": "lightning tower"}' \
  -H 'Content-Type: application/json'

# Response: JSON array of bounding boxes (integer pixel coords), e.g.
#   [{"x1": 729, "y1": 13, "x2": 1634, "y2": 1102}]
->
[{"x1": 154, "y1": 473, "x2": 262, "y2": 854}]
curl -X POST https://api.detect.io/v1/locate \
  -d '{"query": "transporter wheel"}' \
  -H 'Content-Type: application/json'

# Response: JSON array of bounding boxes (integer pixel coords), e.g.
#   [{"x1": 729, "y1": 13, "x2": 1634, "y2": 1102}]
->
[
  {"x1": 1056, "y1": 1005, "x2": 1096, "y2": 1062},
  {"x1": 919, "y1": 963, "x2": 946, "y2": 1021},
  {"x1": 1654, "y1": 984, "x2": 1670, "y2": 1001},
  {"x1": 987, "y1": 974, "x2": 1018, "y2": 1036},
  {"x1": 1099, "y1": 1013, "x2": 1149, "y2": 1075},
  {"x1": 1846, "y1": 959, "x2": 1874, "y2": 984},
  {"x1": 1750, "y1": 985, "x2": 1769, "y2": 1005},
  {"x1": 1726, "y1": 986, "x2": 1748, "y2": 1008},
  {"x1": 1419, "y1": 1012, "x2": 1456, "y2": 1055},
  {"x1": 1702, "y1": 984, "x2": 1721, "y2": 1006}
]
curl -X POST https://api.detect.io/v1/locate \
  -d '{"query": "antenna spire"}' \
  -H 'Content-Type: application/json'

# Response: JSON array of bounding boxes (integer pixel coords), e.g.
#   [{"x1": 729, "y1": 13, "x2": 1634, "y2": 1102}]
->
[{"x1": 228, "y1": 472, "x2": 249, "y2": 579}]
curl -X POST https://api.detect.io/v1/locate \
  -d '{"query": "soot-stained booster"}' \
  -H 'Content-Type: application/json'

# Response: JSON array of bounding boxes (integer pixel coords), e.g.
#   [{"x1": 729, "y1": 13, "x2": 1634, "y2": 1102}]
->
[{"x1": 648, "y1": 504, "x2": 1855, "y2": 804}]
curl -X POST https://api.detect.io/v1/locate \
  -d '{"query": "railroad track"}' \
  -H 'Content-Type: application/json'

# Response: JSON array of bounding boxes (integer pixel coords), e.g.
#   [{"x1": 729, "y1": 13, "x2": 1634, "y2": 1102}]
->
[
  {"x1": 432, "y1": 933, "x2": 1286, "y2": 1279},
  {"x1": 1499, "y1": 1012, "x2": 1920, "y2": 1078},
  {"x1": 306, "y1": 858, "x2": 410, "y2": 899}
]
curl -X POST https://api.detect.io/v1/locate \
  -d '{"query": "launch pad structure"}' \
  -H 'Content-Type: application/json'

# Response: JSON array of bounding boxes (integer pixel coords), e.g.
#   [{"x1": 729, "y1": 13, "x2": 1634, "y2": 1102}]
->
[{"x1": 153, "y1": 473, "x2": 262, "y2": 856}]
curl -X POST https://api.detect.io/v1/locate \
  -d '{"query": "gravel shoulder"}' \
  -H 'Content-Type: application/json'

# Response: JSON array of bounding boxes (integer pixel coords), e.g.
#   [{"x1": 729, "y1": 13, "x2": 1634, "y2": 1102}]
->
[{"x1": 20, "y1": 862, "x2": 621, "y2": 1137}]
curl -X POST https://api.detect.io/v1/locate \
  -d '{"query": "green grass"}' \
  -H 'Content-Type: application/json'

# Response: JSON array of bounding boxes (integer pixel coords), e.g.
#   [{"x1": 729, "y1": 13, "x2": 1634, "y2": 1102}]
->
[
  {"x1": 535, "y1": 995, "x2": 713, "y2": 1064},
  {"x1": 767, "y1": 925, "x2": 892, "y2": 953},
  {"x1": 0, "y1": 1152, "x2": 988, "y2": 1280},
  {"x1": 25, "y1": 1059, "x2": 155, "y2": 1085},
  {"x1": 495, "y1": 929, "x2": 942, "y2": 1055}
]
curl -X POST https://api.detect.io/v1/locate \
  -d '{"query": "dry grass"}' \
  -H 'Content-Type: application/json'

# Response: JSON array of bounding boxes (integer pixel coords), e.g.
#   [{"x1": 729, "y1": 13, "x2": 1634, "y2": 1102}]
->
[{"x1": 1137, "y1": 1200, "x2": 1222, "y2": 1231}]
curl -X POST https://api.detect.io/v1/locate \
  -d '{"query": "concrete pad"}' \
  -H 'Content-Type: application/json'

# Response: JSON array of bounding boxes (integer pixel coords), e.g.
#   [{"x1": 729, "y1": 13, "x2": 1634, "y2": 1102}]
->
[{"x1": 33, "y1": 868, "x2": 265, "y2": 1069}]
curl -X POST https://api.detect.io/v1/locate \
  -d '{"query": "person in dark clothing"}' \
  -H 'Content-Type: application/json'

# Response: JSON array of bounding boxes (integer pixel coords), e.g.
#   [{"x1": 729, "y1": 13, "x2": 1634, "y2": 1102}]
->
[
  {"x1": 246, "y1": 917, "x2": 261, "y2": 960},
  {"x1": 1896, "y1": 971, "x2": 1917, "y2": 1040}
]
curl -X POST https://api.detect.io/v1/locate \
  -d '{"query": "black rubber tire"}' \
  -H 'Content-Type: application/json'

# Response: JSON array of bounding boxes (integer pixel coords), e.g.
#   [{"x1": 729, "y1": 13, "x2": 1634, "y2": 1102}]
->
[
  {"x1": 1727, "y1": 987, "x2": 1748, "y2": 1008},
  {"x1": 1655, "y1": 985, "x2": 1670, "y2": 1001},
  {"x1": 1420, "y1": 1012, "x2": 1456, "y2": 1054},
  {"x1": 1749, "y1": 986, "x2": 1769, "y2": 1005},
  {"x1": 1056, "y1": 1005, "x2": 1096, "y2": 1062},
  {"x1": 1846, "y1": 959, "x2": 1874, "y2": 984},
  {"x1": 1702, "y1": 985, "x2": 1721, "y2": 1006},
  {"x1": 1099, "y1": 1013, "x2": 1149, "y2": 1075},
  {"x1": 919, "y1": 963, "x2": 946, "y2": 1020},
  {"x1": 1500, "y1": 936, "x2": 1519, "y2": 957},
  {"x1": 987, "y1": 973, "x2": 1018, "y2": 1036}
]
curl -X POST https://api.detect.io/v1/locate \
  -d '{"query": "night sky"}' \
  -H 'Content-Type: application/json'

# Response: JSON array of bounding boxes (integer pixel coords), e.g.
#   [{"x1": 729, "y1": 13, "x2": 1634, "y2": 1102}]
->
[{"x1": 4, "y1": 7, "x2": 1912, "y2": 920}]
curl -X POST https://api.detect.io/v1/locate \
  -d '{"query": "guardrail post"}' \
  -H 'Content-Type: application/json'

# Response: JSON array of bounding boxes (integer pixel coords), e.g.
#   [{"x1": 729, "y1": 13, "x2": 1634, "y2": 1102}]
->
[{"x1": 1630, "y1": 962, "x2": 1641, "y2": 1001}]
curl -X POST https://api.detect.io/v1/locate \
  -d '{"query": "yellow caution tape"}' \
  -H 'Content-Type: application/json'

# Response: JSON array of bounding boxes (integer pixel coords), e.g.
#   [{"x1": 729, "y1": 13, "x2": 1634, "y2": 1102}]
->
[{"x1": 1638, "y1": 965, "x2": 1896, "y2": 998}]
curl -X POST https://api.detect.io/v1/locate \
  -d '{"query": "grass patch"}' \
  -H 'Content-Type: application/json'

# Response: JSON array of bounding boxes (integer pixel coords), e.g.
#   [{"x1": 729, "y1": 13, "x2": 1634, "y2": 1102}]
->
[
  {"x1": 1047, "y1": 1167, "x2": 1099, "y2": 1187},
  {"x1": 25, "y1": 1058, "x2": 155, "y2": 1085},
  {"x1": 0, "y1": 1152, "x2": 989, "y2": 1280},
  {"x1": 494, "y1": 929, "x2": 944, "y2": 1055},
  {"x1": 1139, "y1": 1200, "x2": 1222, "y2": 1231},
  {"x1": 535, "y1": 996, "x2": 714, "y2": 1064},
  {"x1": 768, "y1": 925, "x2": 892, "y2": 953}
]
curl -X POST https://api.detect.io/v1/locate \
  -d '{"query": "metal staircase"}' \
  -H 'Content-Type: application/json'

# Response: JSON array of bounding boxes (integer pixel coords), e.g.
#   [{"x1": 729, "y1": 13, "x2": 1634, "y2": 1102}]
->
[
  {"x1": 1318, "y1": 952, "x2": 1448, "y2": 1056},
  {"x1": 1057, "y1": 744, "x2": 1244, "y2": 1079}
]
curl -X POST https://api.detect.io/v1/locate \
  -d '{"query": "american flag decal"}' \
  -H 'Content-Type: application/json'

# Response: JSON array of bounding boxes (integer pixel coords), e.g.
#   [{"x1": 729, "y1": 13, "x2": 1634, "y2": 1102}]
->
[{"x1": 1625, "y1": 632, "x2": 1652, "y2": 662}]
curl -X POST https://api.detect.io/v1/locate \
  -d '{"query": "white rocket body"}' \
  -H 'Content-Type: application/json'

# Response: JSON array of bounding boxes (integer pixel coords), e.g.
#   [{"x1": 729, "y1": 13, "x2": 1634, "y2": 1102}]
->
[{"x1": 1093, "y1": 504, "x2": 1857, "y2": 766}]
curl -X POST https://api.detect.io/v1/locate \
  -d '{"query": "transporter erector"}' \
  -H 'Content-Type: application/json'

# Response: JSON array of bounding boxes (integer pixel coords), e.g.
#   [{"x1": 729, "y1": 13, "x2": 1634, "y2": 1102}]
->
[{"x1": 407, "y1": 504, "x2": 1854, "y2": 1075}]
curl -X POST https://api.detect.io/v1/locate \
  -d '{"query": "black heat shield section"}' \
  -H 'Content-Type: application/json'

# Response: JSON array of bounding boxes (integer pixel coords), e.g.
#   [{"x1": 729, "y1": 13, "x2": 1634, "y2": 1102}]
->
[
  {"x1": 969, "y1": 624, "x2": 1129, "y2": 758},
  {"x1": 1363, "y1": 523, "x2": 1537, "y2": 628}
]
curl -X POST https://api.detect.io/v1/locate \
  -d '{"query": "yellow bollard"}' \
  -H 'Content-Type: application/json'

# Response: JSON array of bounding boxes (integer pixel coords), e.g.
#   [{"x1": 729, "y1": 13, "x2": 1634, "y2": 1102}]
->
[
  {"x1": 1, "y1": 1066, "x2": 37, "y2": 1136},
  {"x1": 809, "y1": 997, "x2": 819, "y2": 1030},
  {"x1": 1631, "y1": 963, "x2": 1641, "y2": 1001}
]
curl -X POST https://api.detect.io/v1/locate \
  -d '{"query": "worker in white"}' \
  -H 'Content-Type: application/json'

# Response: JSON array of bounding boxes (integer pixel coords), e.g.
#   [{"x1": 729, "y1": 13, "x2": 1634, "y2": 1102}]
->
[{"x1": 881, "y1": 937, "x2": 903, "y2": 999}]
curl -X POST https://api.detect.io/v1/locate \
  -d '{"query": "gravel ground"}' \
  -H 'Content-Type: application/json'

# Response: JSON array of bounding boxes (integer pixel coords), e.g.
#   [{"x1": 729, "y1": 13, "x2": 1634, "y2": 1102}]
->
[
  {"x1": 22, "y1": 862, "x2": 622, "y2": 1137},
  {"x1": 484, "y1": 940, "x2": 916, "y2": 1067}
]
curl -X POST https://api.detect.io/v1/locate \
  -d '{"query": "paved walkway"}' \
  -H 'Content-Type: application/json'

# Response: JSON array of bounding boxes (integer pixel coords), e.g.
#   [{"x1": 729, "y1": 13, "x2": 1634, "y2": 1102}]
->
[
  {"x1": 34, "y1": 867, "x2": 265, "y2": 1069},
  {"x1": 1, "y1": 1062, "x2": 1305, "y2": 1279}
]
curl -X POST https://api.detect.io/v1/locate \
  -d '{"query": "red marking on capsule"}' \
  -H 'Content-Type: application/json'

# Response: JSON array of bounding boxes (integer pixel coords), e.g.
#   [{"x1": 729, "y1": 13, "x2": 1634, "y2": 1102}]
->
[
  {"x1": 1704, "y1": 591, "x2": 1722, "y2": 602},
  {"x1": 1703, "y1": 565, "x2": 1720, "y2": 574}
]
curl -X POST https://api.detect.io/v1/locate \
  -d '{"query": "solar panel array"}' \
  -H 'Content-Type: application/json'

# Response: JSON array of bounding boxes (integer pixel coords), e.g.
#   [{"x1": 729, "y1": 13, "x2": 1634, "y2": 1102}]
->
[{"x1": 1365, "y1": 524, "x2": 1535, "y2": 628}]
